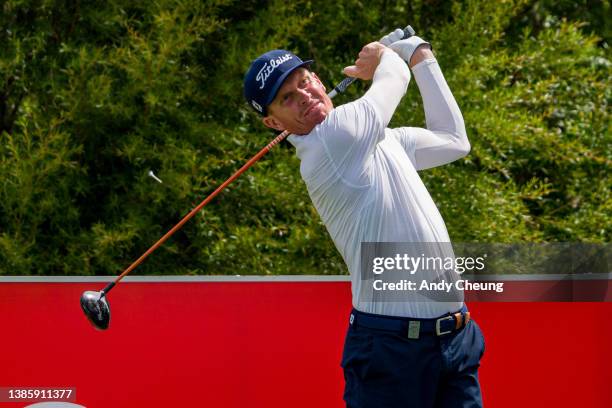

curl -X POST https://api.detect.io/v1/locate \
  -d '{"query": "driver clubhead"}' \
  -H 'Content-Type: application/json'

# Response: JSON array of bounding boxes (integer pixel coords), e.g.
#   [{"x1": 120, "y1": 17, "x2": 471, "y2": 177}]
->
[{"x1": 80, "y1": 290, "x2": 110, "y2": 330}]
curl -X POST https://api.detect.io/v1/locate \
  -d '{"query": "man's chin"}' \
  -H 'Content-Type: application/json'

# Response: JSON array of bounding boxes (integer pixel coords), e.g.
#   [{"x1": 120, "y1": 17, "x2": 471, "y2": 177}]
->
[
  {"x1": 310, "y1": 108, "x2": 329, "y2": 125},
  {"x1": 291, "y1": 108, "x2": 330, "y2": 135}
]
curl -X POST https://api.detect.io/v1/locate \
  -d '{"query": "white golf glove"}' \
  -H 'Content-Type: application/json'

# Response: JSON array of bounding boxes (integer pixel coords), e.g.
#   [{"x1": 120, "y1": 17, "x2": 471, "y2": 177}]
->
[
  {"x1": 380, "y1": 27, "x2": 432, "y2": 64},
  {"x1": 388, "y1": 36, "x2": 431, "y2": 64},
  {"x1": 380, "y1": 28, "x2": 405, "y2": 46}
]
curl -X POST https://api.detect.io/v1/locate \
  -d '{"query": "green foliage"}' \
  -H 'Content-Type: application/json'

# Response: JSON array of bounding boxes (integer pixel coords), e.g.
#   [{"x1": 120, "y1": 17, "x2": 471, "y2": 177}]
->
[
  {"x1": 0, "y1": 0, "x2": 609, "y2": 275},
  {"x1": 394, "y1": 0, "x2": 610, "y2": 243}
]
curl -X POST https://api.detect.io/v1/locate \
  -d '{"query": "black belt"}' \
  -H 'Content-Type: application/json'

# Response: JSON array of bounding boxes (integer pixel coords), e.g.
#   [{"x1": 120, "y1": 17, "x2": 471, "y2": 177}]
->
[{"x1": 349, "y1": 305, "x2": 470, "y2": 339}]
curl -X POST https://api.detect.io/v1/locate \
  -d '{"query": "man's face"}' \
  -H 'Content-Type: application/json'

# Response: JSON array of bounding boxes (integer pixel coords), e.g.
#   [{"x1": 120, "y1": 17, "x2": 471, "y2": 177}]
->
[{"x1": 262, "y1": 68, "x2": 333, "y2": 135}]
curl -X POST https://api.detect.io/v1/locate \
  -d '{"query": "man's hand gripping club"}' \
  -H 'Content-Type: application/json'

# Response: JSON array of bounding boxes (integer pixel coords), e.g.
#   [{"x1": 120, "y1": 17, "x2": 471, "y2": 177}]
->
[{"x1": 342, "y1": 27, "x2": 433, "y2": 80}]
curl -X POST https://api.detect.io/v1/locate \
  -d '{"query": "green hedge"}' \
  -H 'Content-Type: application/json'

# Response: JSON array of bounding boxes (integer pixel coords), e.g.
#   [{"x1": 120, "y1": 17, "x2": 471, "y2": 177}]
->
[{"x1": 0, "y1": 0, "x2": 609, "y2": 275}]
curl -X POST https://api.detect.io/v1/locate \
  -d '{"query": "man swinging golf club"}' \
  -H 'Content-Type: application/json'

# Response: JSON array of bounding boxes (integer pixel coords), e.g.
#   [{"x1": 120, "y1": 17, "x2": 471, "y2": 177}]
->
[{"x1": 244, "y1": 28, "x2": 486, "y2": 407}]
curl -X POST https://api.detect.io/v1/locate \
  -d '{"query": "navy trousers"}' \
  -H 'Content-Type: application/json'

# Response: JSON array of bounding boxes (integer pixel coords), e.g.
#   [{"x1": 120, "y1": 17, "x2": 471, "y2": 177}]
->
[{"x1": 341, "y1": 307, "x2": 485, "y2": 408}]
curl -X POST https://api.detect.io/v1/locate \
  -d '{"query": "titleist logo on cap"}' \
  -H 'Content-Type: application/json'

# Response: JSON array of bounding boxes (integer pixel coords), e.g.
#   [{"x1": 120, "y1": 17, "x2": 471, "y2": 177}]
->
[{"x1": 256, "y1": 53, "x2": 293, "y2": 89}]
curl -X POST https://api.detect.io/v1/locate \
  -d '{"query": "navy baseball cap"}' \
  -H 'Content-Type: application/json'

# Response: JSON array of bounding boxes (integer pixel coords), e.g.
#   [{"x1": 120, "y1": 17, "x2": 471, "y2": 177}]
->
[{"x1": 244, "y1": 49, "x2": 313, "y2": 116}]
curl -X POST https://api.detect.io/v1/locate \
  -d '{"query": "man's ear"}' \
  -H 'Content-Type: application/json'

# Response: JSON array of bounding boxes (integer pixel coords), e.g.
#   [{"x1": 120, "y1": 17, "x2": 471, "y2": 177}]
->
[{"x1": 262, "y1": 115, "x2": 285, "y2": 131}]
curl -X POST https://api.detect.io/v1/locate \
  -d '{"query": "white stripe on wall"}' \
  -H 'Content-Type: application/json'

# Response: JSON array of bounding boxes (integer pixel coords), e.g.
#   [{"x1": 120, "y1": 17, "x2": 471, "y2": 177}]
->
[{"x1": 0, "y1": 273, "x2": 610, "y2": 283}]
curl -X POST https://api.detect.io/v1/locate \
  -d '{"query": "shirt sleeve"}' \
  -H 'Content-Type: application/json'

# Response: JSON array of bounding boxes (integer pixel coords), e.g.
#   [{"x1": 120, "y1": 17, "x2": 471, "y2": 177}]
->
[
  {"x1": 362, "y1": 49, "x2": 411, "y2": 127},
  {"x1": 393, "y1": 58, "x2": 470, "y2": 171},
  {"x1": 317, "y1": 49, "x2": 410, "y2": 185}
]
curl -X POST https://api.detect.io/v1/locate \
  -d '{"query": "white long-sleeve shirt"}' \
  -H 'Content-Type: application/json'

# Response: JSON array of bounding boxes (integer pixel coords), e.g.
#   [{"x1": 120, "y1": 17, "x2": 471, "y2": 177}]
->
[{"x1": 287, "y1": 50, "x2": 469, "y2": 318}]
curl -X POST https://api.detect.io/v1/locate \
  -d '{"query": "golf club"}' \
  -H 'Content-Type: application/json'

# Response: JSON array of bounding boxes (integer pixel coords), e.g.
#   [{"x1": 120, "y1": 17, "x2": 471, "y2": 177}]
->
[{"x1": 80, "y1": 26, "x2": 416, "y2": 330}]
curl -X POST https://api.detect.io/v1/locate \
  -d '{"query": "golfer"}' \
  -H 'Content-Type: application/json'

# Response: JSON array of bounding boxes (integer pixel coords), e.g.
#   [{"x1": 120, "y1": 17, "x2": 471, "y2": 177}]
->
[{"x1": 244, "y1": 28, "x2": 485, "y2": 407}]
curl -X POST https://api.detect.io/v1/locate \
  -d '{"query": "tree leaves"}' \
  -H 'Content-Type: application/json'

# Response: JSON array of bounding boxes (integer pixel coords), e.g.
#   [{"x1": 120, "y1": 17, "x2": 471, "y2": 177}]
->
[{"x1": 0, "y1": 0, "x2": 609, "y2": 275}]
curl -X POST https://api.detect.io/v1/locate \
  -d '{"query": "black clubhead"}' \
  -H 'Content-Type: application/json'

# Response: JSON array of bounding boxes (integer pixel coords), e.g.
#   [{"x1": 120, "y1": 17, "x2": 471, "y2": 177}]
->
[{"x1": 80, "y1": 290, "x2": 110, "y2": 330}]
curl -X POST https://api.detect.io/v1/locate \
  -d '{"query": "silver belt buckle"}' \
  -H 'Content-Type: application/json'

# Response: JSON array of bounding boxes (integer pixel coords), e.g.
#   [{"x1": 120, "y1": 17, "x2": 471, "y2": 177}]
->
[
  {"x1": 407, "y1": 321, "x2": 420, "y2": 339},
  {"x1": 436, "y1": 315, "x2": 454, "y2": 336}
]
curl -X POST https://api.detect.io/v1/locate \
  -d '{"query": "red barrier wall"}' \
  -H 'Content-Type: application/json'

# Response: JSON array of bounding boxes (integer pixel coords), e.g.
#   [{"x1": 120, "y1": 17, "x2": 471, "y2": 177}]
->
[{"x1": 0, "y1": 278, "x2": 610, "y2": 407}]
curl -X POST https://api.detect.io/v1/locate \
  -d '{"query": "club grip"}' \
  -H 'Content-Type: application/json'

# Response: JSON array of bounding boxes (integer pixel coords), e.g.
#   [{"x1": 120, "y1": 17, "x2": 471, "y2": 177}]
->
[
  {"x1": 331, "y1": 77, "x2": 357, "y2": 97},
  {"x1": 403, "y1": 25, "x2": 415, "y2": 39}
]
